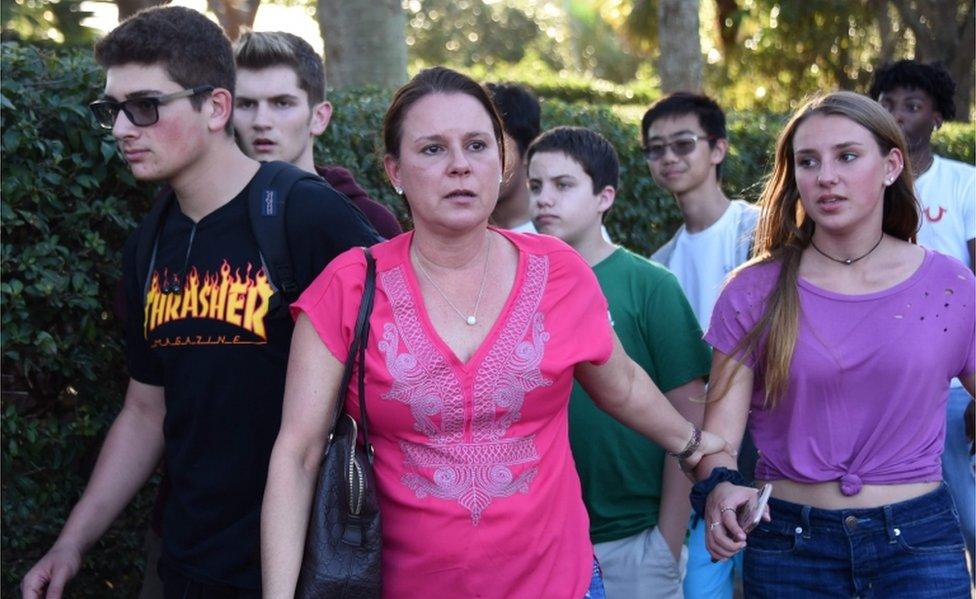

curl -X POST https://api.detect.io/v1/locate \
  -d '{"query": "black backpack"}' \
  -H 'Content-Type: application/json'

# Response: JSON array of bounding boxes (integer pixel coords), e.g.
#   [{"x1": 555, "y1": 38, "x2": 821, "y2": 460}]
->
[{"x1": 134, "y1": 161, "x2": 321, "y2": 318}]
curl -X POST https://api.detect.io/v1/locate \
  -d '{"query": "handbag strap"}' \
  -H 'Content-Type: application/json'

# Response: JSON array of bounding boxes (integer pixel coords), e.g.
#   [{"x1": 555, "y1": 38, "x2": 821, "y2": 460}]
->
[
  {"x1": 329, "y1": 247, "x2": 377, "y2": 460},
  {"x1": 356, "y1": 249, "x2": 376, "y2": 463}
]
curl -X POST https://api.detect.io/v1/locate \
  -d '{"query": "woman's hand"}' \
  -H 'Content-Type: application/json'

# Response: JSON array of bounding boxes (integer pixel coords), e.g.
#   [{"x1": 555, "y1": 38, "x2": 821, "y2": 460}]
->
[
  {"x1": 678, "y1": 430, "x2": 735, "y2": 479},
  {"x1": 703, "y1": 482, "x2": 770, "y2": 560}
]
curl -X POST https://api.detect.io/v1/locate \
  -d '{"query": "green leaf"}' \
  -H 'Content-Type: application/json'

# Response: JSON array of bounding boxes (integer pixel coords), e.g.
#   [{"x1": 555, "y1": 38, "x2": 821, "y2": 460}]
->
[
  {"x1": 34, "y1": 330, "x2": 57, "y2": 355},
  {"x1": 2, "y1": 128, "x2": 20, "y2": 153},
  {"x1": 101, "y1": 140, "x2": 117, "y2": 161}
]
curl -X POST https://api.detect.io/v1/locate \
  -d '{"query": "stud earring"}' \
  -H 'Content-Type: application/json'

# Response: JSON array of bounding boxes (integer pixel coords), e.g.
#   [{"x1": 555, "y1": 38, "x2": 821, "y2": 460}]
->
[
  {"x1": 498, "y1": 175, "x2": 504, "y2": 184},
  {"x1": 394, "y1": 186, "x2": 403, "y2": 195}
]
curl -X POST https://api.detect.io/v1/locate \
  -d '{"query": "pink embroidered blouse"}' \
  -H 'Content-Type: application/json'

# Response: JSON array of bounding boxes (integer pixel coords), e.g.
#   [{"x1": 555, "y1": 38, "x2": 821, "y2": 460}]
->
[{"x1": 293, "y1": 229, "x2": 614, "y2": 598}]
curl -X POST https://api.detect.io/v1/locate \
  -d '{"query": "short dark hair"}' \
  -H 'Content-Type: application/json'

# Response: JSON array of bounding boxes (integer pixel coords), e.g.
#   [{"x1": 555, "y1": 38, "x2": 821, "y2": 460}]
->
[
  {"x1": 641, "y1": 92, "x2": 726, "y2": 177},
  {"x1": 869, "y1": 59, "x2": 956, "y2": 121},
  {"x1": 526, "y1": 126, "x2": 619, "y2": 193},
  {"x1": 234, "y1": 30, "x2": 326, "y2": 106},
  {"x1": 94, "y1": 6, "x2": 236, "y2": 134},
  {"x1": 486, "y1": 82, "x2": 541, "y2": 156},
  {"x1": 382, "y1": 67, "x2": 505, "y2": 170}
]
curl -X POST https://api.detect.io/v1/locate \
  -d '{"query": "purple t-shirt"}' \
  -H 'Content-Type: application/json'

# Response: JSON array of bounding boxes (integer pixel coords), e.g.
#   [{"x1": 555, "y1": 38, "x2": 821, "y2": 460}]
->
[{"x1": 706, "y1": 250, "x2": 975, "y2": 496}]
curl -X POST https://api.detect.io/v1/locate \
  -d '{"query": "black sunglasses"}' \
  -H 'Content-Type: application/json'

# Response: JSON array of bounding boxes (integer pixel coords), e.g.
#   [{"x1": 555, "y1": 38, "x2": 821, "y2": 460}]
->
[
  {"x1": 642, "y1": 134, "x2": 716, "y2": 161},
  {"x1": 89, "y1": 85, "x2": 214, "y2": 129}
]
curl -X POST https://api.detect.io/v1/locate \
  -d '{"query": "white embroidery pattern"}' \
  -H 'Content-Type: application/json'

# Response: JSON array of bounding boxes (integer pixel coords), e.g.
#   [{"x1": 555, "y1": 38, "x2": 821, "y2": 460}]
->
[
  {"x1": 377, "y1": 255, "x2": 551, "y2": 524},
  {"x1": 379, "y1": 269, "x2": 464, "y2": 442},
  {"x1": 472, "y1": 255, "x2": 552, "y2": 441}
]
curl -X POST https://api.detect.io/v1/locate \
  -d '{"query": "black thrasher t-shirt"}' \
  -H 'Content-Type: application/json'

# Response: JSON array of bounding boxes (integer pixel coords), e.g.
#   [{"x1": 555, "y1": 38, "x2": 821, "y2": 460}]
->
[{"x1": 122, "y1": 176, "x2": 381, "y2": 589}]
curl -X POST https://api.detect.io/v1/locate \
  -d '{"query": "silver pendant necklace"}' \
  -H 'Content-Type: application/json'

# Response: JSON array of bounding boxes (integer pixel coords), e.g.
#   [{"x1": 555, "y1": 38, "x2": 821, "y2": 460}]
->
[{"x1": 414, "y1": 234, "x2": 492, "y2": 326}]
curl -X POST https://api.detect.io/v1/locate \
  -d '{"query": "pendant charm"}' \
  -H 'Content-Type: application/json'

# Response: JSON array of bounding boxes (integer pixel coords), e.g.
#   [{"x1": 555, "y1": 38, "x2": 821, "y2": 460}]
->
[
  {"x1": 466, "y1": 315, "x2": 477, "y2": 326},
  {"x1": 844, "y1": 258, "x2": 853, "y2": 265}
]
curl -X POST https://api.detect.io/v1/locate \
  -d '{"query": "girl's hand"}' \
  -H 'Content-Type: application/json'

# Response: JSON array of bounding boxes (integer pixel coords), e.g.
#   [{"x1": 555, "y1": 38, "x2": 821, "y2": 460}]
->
[{"x1": 704, "y1": 482, "x2": 770, "y2": 560}]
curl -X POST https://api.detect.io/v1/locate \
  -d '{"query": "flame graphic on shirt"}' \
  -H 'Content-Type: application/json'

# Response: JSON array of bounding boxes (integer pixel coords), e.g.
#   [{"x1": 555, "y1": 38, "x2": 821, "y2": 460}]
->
[{"x1": 143, "y1": 261, "x2": 274, "y2": 339}]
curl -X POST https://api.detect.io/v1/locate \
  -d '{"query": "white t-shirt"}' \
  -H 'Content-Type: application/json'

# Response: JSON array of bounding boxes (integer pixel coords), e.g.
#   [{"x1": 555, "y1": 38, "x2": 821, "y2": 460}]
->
[
  {"x1": 509, "y1": 220, "x2": 612, "y2": 241},
  {"x1": 661, "y1": 200, "x2": 757, "y2": 329},
  {"x1": 915, "y1": 155, "x2": 974, "y2": 388},
  {"x1": 914, "y1": 155, "x2": 975, "y2": 269},
  {"x1": 509, "y1": 220, "x2": 537, "y2": 234}
]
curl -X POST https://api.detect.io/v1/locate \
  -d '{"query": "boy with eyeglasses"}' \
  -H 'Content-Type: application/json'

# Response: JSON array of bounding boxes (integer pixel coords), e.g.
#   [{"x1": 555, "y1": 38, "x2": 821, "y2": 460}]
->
[
  {"x1": 643, "y1": 92, "x2": 759, "y2": 599},
  {"x1": 21, "y1": 7, "x2": 379, "y2": 598},
  {"x1": 232, "y1": 30, "x2": 401, "y2": 239},
  {"x1": 644, "y1": 92, "x2": 758, "y2": 328},
  {"x1": 529, "y1": 126, "x2": 710, "y2": 598}
]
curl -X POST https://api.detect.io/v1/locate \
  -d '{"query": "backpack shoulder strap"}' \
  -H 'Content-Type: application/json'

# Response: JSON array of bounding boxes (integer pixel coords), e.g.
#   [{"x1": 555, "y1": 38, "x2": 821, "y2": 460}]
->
[
  {"x1": 247, "y1": 161, "x2": 320, "y2": 306},
  {"x1": 135, "y1": 187, "x2": 177, "y2": 302}
]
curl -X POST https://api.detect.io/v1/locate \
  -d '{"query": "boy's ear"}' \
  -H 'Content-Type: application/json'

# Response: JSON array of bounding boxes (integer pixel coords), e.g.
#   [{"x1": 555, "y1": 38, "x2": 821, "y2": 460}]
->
[
  {"x1": 596, "y1": 185, "x2": 616, "y2": 215},
  {"x1": 709, "y1": 137, "x2": 729, "y2": 166},
  {"x1": 207, "y1": 87, "x2": 234, "y2": 133},
  {"x1": 310, "y1": 100, "x2": 333, "y2": 136}
]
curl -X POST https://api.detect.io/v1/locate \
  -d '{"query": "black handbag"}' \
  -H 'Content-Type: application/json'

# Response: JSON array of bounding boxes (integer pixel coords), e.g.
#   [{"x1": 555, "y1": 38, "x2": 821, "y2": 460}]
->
[{"x1": 296, "y1": 248, "x2": 382, "y2": 598}]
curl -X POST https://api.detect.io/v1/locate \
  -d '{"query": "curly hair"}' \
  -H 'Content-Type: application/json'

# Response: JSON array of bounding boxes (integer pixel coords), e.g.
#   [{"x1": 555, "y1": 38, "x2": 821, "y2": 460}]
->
[{"x1": 868, "y1": 59, "x2": 956, "y2": 120}]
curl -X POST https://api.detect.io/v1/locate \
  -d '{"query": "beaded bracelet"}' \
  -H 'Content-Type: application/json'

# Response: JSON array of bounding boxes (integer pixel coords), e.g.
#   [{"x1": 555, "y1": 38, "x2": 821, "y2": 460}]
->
[{"x1": 668, "y1": 424, "x2": 701, "y2": 460}]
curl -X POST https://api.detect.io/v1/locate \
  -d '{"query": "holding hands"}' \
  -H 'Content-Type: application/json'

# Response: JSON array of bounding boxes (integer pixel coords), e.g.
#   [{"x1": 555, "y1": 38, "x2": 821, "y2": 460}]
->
[{"x1": 678, "y1": 428, "x2": 738, "y2": 475}]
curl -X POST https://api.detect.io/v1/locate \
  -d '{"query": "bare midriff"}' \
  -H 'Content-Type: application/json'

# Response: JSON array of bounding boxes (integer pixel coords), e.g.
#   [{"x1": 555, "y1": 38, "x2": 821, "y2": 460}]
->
[{"x1": 759, "y1": 479, "x2": 941, "y2": 510}]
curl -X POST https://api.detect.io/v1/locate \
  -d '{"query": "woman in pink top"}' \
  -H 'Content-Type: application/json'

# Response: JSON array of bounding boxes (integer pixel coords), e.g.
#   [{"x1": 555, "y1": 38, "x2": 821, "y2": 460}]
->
[
  {"x1": 692, "y1": 91, "x2": 975, "y2": 597},
  {"x1": 260, "y1": 67, "x2": 731, "y2": 598}
]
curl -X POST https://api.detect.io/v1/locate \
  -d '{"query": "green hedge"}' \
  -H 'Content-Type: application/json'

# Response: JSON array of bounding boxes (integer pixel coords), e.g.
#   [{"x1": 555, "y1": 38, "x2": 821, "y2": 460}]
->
[
  {"x1": 2, "y1": 42, "x2": 974, "y2": 596},
  {"x1": 1, "y1": 42, "x2": 156, "y2": 596}
]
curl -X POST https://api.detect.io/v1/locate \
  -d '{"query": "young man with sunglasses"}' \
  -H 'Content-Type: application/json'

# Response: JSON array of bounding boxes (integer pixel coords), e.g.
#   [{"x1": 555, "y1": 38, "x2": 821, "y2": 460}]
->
[
  {"x1": 21, "y1": 7, "x2": 379, "y2": 598},
  {"x1": 643, "y1": 92, "x2": 759, "y2": 599}
]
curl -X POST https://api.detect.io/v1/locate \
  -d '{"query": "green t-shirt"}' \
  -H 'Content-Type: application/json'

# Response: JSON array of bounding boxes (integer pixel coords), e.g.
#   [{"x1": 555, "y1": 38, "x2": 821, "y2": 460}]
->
[{"x1": 569, "y1": 247, "x2": 711, "y2": 544}]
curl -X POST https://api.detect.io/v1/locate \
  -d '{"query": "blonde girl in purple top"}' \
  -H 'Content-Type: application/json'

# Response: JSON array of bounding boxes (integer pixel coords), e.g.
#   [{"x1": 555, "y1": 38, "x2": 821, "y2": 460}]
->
[{"x1": 692, "y1": 91, "x2": 975, "y2": 597}]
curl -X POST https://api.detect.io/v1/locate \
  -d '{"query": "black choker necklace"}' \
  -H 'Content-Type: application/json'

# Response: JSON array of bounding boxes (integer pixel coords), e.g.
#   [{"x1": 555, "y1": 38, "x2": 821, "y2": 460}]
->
[{"x1": 810, "y1": 233, "x2": 884, "y2": 265}]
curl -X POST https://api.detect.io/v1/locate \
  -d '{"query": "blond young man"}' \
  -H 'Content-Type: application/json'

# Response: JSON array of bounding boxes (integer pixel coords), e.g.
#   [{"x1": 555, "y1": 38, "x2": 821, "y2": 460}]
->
[{"x1": 233, "y1": 30, "x2": 401, "y2": 238}]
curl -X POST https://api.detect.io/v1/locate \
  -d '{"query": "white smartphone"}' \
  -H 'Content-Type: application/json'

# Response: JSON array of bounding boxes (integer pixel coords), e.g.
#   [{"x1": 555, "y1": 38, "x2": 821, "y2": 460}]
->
[{"x1": 737, "y1": 483, "x2": 772, "y2": 533}]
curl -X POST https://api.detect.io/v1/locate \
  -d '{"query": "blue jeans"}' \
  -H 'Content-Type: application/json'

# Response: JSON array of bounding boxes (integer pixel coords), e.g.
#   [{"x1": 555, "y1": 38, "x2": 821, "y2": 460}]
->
[
  {"x1": 584, "y1": 557, "x2": 606, "y2": 599},
  {"x1": 743, "y1": 485, "x2": 970, "y2": 598},
  {"x1": 942, "y1": 385, "x2": 975, "y2": 575}
]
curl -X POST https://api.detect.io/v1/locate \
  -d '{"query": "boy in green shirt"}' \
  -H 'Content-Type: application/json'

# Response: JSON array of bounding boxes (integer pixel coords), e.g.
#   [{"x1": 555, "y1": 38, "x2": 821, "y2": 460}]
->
[{"x1": 528, "y1": 126, "x2": 711, "y2": 598}]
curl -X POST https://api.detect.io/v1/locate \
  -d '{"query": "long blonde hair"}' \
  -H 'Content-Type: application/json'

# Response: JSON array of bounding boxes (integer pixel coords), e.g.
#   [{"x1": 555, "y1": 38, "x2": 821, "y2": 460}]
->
[{"x1": 722, "y1": 91, "x2": 919, "y2": 408}]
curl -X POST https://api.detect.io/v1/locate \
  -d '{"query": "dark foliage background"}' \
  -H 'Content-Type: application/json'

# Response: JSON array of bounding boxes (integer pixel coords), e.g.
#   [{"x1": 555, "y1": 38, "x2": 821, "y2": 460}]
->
[{"x1": 3, "y1": 42, "x2": 973, "y2": 596}]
